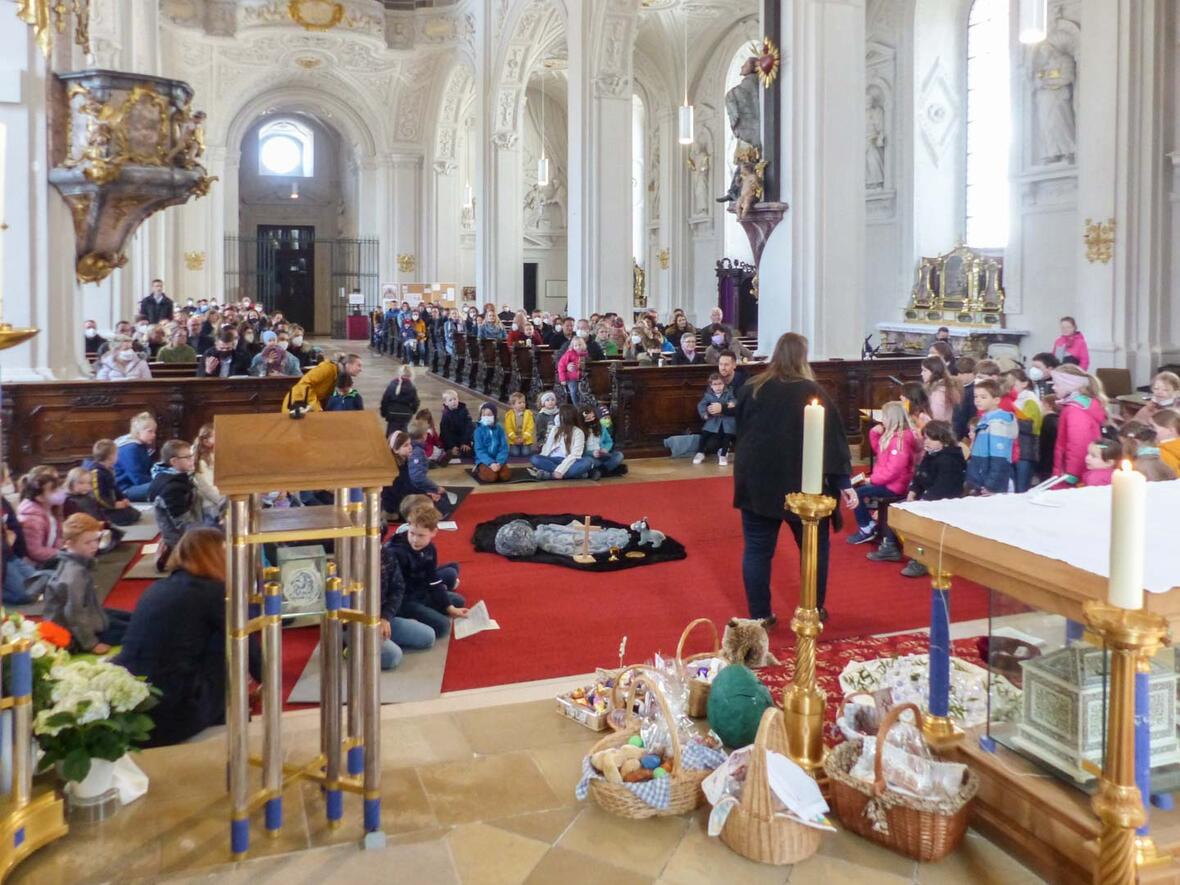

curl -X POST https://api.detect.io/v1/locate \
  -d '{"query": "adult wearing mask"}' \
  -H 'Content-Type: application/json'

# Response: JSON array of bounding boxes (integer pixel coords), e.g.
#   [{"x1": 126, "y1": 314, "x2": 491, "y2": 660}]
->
[
  {"x1": 198, "y1": 329, "x2": 250, "y2": 378},
  {"x1": 115, "y1": 528, "x2": 260, "y2": 747},
  {"x1": 235, "y1": 322, "x2": 261, "y2": 358},
  {"x1": 139, "y1": 279, "x2": 174, "y2": 324},
  {"x1": 95, "y1": 336, "x2": 153, "y2": 381},
  {"x1": 733, "y1": 332, "x2": 855, "y2": 624},
  {"x1": 83, "y1": 320, "x2": 107, "y2": 357},
  {"x1": 557, "y1": 320, "x2": 605, "y2": 361},
  {"x1": 287, "y1": 325, "x2": 315, "y2": 369}
]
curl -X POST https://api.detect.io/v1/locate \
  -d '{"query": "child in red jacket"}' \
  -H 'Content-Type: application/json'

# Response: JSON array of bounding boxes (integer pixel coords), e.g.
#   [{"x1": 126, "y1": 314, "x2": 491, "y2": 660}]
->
[
  {"x1": 1051, "y1": 366, "x2": 1108, "y2": 487},
  {"x1": 847, "y1": 401, "x2": 922, "y2": 560},
  {"x1": 556, "y1": 337, "x2": 588, "y2": 406}
]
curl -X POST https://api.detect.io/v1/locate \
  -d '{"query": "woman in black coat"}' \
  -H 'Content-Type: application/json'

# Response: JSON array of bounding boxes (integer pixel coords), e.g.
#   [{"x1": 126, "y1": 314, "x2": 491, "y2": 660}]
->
[
  {"x1": 733, "y1": 333, "x2": 856, "y2": 623},
  {"x1": 114, "y1": 528, "x2": 259, "y2": 747},
  {"x1": 380, "y1": 367, "x2": 421, "y2": 437}
]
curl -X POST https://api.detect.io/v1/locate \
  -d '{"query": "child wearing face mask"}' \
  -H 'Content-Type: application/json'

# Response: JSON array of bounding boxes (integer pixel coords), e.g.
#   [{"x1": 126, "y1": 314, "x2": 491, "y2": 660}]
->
[
  {"x1": 473, "y1": 403, "x2": 513, "y2": 483},
  {"x1": 504, "y1": 392, "x2": 536, "y2": 457},
  {"x1": 1130, "y1": 371, "x2": 1180, "y2": 425},
  {"x1": 439, "y1": 390, "x2": 475, "y2": 462},
  {"x1": 899, "y1": 421, "x2": 966, "y2": 578},
  {"x1": 17, "y1": 467, "x2": 66, "y2": 566},
  {"x1": 534, "y1": 391, "x2": 560, "y2": 454}
]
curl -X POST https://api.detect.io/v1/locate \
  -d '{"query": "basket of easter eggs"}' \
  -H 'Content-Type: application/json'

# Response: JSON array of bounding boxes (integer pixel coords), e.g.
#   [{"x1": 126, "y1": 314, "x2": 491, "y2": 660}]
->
[
  {"x1": 676, "y1": 618, "x2": 725, "y2": 719},
  {"x1": 585, "y1": 666, "x2": 713, "y2": 819}
]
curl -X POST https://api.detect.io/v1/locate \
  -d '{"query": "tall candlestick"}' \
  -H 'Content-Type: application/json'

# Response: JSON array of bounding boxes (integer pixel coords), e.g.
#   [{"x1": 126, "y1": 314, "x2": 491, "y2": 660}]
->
[
  {"x1": 801, "y1": 399, "x2": 824, "y2": 495},
  {"x1": 1109, "y1": 461, "x2": 1146, "y2": 610}
]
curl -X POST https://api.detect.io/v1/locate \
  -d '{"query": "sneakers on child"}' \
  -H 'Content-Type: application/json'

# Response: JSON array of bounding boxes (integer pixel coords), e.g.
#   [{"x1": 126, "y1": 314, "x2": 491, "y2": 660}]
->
[
  {"x1": 527, "y1": 466, "x2": 552, "y2": 480},
  {"x1": 692, "y1": 453, "x2": 706, "y2": 465},
  {"x1": 845, "y1": 523, "x2": 877, "y2": 545},
  {"x1": 867, "y1": 538, "x2": 902, "y2": 562},
  {"x1": 900, "y1": 560, "x2": 929, "y2": 578},
  {"x1": 718, "y1": 452, "x2": 729, "y2": 467}
]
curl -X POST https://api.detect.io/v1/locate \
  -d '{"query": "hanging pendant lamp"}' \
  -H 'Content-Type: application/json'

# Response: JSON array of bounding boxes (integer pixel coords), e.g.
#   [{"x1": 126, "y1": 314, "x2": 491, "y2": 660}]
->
[
  {"x1": 1018, "y1": 0, "x2": 1048, "y2": 44},
  {"x1": 537, "y1": 73, "x2": 550, "y2": 186},
  {"x1": 678, "y1": 12, "x2": 694, "y2": 145}
]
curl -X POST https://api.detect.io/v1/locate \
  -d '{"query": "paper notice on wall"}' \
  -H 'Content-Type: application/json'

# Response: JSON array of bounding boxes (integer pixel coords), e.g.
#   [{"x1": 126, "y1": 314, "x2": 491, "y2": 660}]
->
[
  {"x1": 446, "y1": 287, "x2": 456, "y2": 300},
  {"x1": 453, "y1": 600, "x2": 499, "y2": 640}
]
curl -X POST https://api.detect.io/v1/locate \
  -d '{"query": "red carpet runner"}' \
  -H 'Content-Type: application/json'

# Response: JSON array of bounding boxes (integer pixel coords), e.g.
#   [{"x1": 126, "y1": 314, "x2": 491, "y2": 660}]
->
[{"x1": 435, "y1": 476, "x2": 989, "y2": 692}]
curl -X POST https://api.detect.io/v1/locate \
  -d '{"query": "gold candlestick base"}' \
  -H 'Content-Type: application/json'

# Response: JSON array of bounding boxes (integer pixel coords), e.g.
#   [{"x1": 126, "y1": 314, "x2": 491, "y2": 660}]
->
[
  {"x1": 921, "y1": 713, "x2": 964, "y2": 750},
  {"x1": 0, "y1": 323, "x2": 39, "y2": 352},
  {"x1": 782, "y1": 492, "x2": 837, "y2": 781},
  {"x1": 1084, "y1": 602, "x2": 1170, "y2": 885}
]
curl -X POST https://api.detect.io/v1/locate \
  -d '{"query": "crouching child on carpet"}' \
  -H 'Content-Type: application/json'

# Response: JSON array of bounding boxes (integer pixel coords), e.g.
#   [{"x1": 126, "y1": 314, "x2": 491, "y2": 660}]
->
[
  {"x1": 439, "y1": 389, "x2": 474, "y2": 462},
  {"x1": 35, "y1": 513, "x2": 131, "y2": 654},
  {"x1": 82, "y1": 439, "x2": 142, "y2": 527},
  {"x1": 581, "y1": 405, "x2": 624, "y2": 477},
  {"x1": 474, "y1": 402, "x2": 513, "y2": 483},
  {"x1": 899, "y1": 420, "x2": 967, "y2": 578},
  {"x1": 847, "y1": 401, "x2": 922, "y2": 561},
  {"x1": 964, "y1": 379, "x2": 1018, "y2": 495},
  {"x1": 694, "y1": 372, "x2": 736, "y2": 466},
  {"x1": 148, "y1": 439, "x2": 205, "y2": 571},
  {"x1": 382, "y1": 503, "x2": 468, "y2": 660}
]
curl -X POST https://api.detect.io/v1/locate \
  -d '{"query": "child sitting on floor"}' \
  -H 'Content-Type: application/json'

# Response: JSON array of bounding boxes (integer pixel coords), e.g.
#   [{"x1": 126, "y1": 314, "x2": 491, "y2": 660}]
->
[
  {"x1": 900, "y1": 421, "x2": 966, "y2": 578},
  {"x1": 1150, "y1": 410, "x2": 1180, "y2": 474},
  {"x1": 1119, "y1": 421, "x2": 1178, "y2": 482},
  {"x1": 114, "y1": 412, "x2": 157, "y2": 502},
  {"x1": 386, "y1": 503, "x2": 468, "y2": 641},
  {"x1": 1082, "y1": 438, "x2": 1120, "y2": 487},
  {"x1": 62, "y1": 467, "x2": 122, "y2": 553},
  {"x1": 82, "y1": 439, "x2": 141, "y2": 527},
  {"x1": 846, "y1": 401, "x2": 922, "y2": 561},
  {"x1": 324, "y1": 372, "x2": 364, "y2": 411},
  {"x1": 694, "y1": 372, "x2": 736, "y2": 466},
  {"x1": 965, "y1": 379, "x2": 1018, "y2": 495},
  {"x1": 406, "y1": 423, "x2": 455, "y2": 514},
  {"x1": 504, "y1": 392, "x2": 535, "y2": 457},
  {"x1": 439, "y1": 389, "x2": 474, "y2": 463},
  {"x1": 412, "y1": 408, "x2": 445, "y2": 464},
  {"x1": 534, "y1": 391, "x2": 560, "y2": 454},
  {"x1": 581, "y1": 404, "x2": 624, "y2": 477},
  {"x1": 147, "y1": 439, "x2": 204, "y2": 571},
  {"x1": 382, "y1": 432, "x2": 415, "y2": 519},
  {"x1": 473, "y1": 403, "x2": 513, "y2": 483}
]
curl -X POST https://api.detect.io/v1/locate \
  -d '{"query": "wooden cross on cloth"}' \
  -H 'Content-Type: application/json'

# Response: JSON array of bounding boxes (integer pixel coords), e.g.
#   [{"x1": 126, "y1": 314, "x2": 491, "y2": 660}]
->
[{"x1": 572, "y1": 516, "x2": 603, "y2": 564}]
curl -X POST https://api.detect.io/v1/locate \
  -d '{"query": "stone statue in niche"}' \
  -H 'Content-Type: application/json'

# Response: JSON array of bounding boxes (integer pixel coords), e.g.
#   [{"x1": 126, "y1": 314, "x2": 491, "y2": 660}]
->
[
  {"x1": 719, "y1": 56, "x2": 761, "y2": 203},
  {"x1": 865, "y1": 87, "x2": 886, "y2": 190},
  {"x1": 647, "y1": 139, "x2": 661, "y2": 221},
  {"x1": 523, "y1": 180, "x2": 545, "y2": 229},
  {"x1": 1033, "y1": 24, "x2": 1078, "y2": 165},
  {"x1": 688, "y1": 138, "x2": 711, "y2": 218}
]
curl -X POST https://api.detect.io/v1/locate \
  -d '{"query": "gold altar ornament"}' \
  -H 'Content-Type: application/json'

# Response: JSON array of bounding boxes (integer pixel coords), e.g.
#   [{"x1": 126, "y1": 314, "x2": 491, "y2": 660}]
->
[
  {"x1": 751, "y1": 37, "x2": 781, "y2": 88},
  {"x1": 657, "y1": 248, "x2": 670, "y2": 270},
  {"x1": 288, "y1": 0, "x2": 344, "y2": 31},
  {"x1": 396, "y1": 253, "x2": 416, "y2": 274},
  {"x1": 184, "y1": 250, "x2": 206, "y2": 271},
  {"x1": 1084, "y1": 217, "x2": 1115, "y2": 265},
  {"x1": 15, "y1": 0, "x2": 90, "y2": 59},
  {"x1": 633, "y1": 263, "x2": 646, "y2": 308}
]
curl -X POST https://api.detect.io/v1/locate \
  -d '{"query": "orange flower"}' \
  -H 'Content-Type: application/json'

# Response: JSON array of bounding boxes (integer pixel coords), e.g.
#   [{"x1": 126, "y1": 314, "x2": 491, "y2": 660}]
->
[{"x1": 36, "y1": 621, "x2": 72, "y2": 649}]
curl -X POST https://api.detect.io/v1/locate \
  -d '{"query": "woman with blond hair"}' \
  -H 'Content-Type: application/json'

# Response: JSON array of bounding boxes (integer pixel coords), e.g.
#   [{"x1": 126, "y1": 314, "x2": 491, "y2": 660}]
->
[
  {"x1": 734, "y1": 332, "x2": 857, "y2": 624},
  {"x1": 115, "y1": 528, "x2": 259, "y2": 747}
]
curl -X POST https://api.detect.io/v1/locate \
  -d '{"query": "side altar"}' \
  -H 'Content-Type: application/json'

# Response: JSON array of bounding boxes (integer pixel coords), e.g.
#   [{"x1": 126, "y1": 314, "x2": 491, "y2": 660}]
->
[
  {"x1": 889, "y1": 485, "x2": 1180, "y2": 884},
  {"x1": 877, "y1": 244, "x2": 1029, "y2": 360}
]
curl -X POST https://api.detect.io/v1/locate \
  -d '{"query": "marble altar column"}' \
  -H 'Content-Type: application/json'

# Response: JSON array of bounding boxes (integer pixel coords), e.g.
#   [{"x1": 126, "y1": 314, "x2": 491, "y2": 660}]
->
[{"x1": 757, "y1": 0, "x2": 866, "y2": 359}]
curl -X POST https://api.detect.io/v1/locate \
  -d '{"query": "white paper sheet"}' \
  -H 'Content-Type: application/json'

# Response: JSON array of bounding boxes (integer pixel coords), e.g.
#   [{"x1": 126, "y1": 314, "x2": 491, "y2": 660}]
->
[{"x1": 453, "y1": 600, "x2": 499, "y2": 640}]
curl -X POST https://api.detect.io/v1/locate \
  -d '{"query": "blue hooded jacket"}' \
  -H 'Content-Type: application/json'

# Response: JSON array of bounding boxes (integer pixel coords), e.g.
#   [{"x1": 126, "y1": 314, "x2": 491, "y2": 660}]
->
[{"x1": 114, "y1": 434, "x2": 153, "y2": 492}]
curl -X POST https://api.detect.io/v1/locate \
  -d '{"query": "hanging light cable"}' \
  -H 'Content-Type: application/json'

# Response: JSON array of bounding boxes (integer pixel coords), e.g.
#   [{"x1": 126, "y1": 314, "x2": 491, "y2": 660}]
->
[
  {"x1": 678, "y1": 11, "x2": 693, "y2": 145},
  {"x1": 1018, "y1": 0, "x2": 1047, "y2": 44},
  {"x1": 537, "y1": 72, "x2": 551, "y2": 187}
]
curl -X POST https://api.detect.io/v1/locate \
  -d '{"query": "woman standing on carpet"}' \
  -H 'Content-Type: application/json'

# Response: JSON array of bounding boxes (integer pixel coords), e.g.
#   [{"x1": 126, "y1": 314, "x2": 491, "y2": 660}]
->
[{"x1": 733, "y1": 332, "x2": 856, "y2": 625}]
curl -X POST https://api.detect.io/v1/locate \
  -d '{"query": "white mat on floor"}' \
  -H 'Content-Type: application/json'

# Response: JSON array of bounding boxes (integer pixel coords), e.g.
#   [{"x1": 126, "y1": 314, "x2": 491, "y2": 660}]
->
[
  {"x1": 119, "y1": 510, "x2": 160, "y2": 543},
  {"x1": 287, "y1": 637, "x2": 449, "y2": 706}
]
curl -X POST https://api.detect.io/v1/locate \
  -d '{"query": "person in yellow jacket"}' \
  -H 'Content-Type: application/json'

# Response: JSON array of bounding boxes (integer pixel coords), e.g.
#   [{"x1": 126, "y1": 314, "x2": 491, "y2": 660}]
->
[
  {"x1": 1151, "y1": 410, "x2": 1180, "y2": 473},
  {"x1": 504, "y1": 391, "x2": 536, "y2": 457},
  {"x1": 282, "y1": 354, "x2": 363, "y2": 413}
]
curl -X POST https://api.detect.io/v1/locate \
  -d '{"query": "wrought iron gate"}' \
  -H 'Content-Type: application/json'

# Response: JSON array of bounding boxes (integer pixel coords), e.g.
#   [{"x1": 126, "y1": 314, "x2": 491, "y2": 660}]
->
[{"x1": 224, "y1": 234, "x2": 379, "y2": 337}]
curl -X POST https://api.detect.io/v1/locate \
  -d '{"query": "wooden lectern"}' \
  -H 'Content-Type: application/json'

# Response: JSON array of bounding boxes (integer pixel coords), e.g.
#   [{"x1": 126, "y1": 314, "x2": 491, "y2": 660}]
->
[{"x1": 214, "y1": 411, "x2": 396, "y2": 857}]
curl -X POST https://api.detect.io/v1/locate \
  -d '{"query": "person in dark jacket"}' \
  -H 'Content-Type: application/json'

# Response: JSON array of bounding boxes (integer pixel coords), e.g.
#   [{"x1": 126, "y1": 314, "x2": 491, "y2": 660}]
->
[
  {"x1": 2, "y1": 486, "x2": 38, "y2": 605},
  {"x1": 898, "y1": 421, "x2": 967, "y2": 577},
  {"x1": 325, "y1": 372, "x2": 364, "y2": 411},
  {"x1": 84, "y1": 438, "x2": 143, "y2": 527},
  {"x1": 138, "y1": 279, "x2": 174, "y2": 324},
  {"x1": 556, "y1": 320, "x2": 606, "y2": 362},
  {"x1": 376, "y1": 526, "x2": 440, "y2": 670},
  {"x1": 114, "y1": 412, "x2": 158, "y2": 501},
  {"x1": 385, "y1": 504, "x2": 467, "y2": 639},
  {"x1": 733, "y1": 333, "x2": 856, "y2": 624},
  {"x1": 114, "y1": 528, "x2": 260, "y2": 747},
  {"x1": 380, "y1": 366, "x2": 421, "y2": 437},
  {"x1": 439, "y1": 390, "x2": 475, "y2": 461},
  {"x1": 198, "y1": 328, "x2": 252, "y2": 377},
  {"x1": 62, "y1": 467, "x2": 123, "y2": 553},
  {"x1": 147, "y1": 439, "x2": 203, "y2": 571},
  {"x1": 83, "y1": 320, "x2": 107, "y2": 357}
]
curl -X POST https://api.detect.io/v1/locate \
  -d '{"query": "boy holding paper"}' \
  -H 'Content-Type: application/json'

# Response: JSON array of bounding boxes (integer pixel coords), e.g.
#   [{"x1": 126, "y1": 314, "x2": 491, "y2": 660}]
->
[{"x1": 385, "y1": 503, "x2": 468, "y2": 640}]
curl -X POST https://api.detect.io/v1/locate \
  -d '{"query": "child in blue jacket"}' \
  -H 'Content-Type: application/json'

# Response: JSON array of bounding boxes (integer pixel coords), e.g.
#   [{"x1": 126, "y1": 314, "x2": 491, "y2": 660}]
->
[
  {"x1": 473, "y1": 402, "x2": 512, "y2": 483},
  {"x1": 965, "y1": 379, "x2": 1017, "y2": 494},
  {"x1": 114, "y1": 412, "x2": 157, "y2": 501}
]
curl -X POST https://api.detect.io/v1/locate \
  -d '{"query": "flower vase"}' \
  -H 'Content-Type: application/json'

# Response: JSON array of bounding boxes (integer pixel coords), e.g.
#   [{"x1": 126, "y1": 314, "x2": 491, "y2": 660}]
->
[{"x1": 64, "y1": 757, "x2": 118, "y2": 803}]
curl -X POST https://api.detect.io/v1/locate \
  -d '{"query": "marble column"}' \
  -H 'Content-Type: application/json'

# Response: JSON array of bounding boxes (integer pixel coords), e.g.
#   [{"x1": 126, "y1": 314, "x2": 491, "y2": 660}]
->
[
  {"x1": 566, "y1": 0, "x2": 639, "y2": 320},
  {"x1": 432, "y1": 160, "x2": 461, "y2": 282},
  {"x1": 390, "y1": 154, "x2": 423, "y2": 283},
  {"x1": 757, "y1": 0, "x2": 866, "y2": 359},
  {"x1": 488, "y1": 132, "x2": 524, "y2": 305}
]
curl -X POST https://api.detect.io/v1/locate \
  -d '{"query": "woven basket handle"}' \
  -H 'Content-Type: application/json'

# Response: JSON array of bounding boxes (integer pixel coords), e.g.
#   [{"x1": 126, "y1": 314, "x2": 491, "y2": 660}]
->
[
  {"x1": 872, "y1": 702, "x2": 924, "y2": 798},
  {"x1": 742, "y1": 707, "x2": 787, "y2": 819},
  {"x1": 676, "y1": 618, "x2": 720, "y2": 666},
  {"x1": 609, "y1": 665, "x2": 684, "y2": 770}
]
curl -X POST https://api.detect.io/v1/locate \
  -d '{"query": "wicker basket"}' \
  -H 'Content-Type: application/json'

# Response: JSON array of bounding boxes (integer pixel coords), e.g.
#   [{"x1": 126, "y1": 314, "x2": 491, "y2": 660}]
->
[
  {"x1": 823, "y1": 703, "x2": 978, "y2": 862},
  {"x1": 586, "y1": 666, "x2": 709, "y2": 819},
  {"x1": 719, "y1": 708, "x2": 825, "y2": 865},
  {"x1": 676, "y1": 618, "x2": 722, "y2": 718}
]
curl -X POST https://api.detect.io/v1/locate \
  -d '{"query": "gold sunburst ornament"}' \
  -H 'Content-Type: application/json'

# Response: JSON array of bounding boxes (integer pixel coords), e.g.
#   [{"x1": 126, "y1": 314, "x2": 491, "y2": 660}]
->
[
  {"x1": 288, "y1": 0, "x2": 344, "y2": 31},
  {"x1": 1083, "y1": 217, "x2": 1115, "y2": 264},
  {"x1": 750, "y1": 37, "x2": 781, "y2": 88}
]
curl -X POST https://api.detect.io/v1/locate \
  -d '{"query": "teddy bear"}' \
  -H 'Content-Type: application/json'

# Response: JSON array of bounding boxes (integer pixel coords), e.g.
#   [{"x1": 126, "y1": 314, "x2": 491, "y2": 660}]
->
[
  {"x1": 721, "y1": 617, "x2": 781, "y2": 669},
  {"x1": 589, "y1": 743, "x2": 645, "y2": 784}
]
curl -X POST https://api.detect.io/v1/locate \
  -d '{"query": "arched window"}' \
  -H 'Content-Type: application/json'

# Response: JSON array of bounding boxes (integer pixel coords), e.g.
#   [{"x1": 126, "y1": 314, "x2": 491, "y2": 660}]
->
[
  {"x1": 965, "y1": 0, "x2": 1010, "y2": 248},
  {"x1": 723, "y1": 48, "x2": 754, "y2": 264},
  {"x1": 258, "y1": 119, "x2": 315, "y2": 177}
]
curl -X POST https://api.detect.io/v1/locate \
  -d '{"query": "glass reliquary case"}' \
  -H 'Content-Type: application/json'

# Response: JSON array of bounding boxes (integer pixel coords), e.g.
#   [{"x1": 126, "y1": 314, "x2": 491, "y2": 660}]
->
[{"x1": 906, "y1": 244, "x2": 1006, "y2": 328}]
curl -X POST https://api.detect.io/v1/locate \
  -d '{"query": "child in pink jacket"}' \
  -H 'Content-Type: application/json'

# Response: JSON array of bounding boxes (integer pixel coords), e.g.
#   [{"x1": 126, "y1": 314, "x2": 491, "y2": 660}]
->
[
  {"x1": 556, "y1": 337, "x2": 588, "y2": 406},
  {"x1": 847, "y1": 402, "x2": 922, "y2": 560},
  {"x1": 1051, "y1": 366, "x2": 1107, "y2": 487}
]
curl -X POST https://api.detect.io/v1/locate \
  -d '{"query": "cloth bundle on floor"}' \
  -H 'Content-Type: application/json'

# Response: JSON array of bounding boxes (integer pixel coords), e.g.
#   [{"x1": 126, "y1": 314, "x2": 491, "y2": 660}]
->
[{"x1": 472, "y1": 512, "x2": 687, "y2": 571}]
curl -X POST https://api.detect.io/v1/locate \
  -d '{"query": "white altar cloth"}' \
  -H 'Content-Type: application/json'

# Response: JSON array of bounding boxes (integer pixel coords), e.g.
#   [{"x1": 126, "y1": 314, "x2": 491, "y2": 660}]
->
[{"x1": 893, "y1": 483, "x2": 1180, "y2": 595}]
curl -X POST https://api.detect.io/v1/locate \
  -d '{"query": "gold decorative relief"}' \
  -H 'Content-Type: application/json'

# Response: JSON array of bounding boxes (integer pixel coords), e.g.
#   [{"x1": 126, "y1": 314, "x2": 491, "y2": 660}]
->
[
  {"x1": 657, "y1": 248, "x2": 670, "y2": 270},
  {"x1": 1084, "y1": 218, "x2": 1115, "y2": 264},
  {"x1": 184, "y1": 250, "x2": 206, "y2": 271},
  {"x1": 288, "y1": 0, "x2": 343, "y2": 31},
  {"x1": 15, "y1": 0, "x2": 90, "y2": 59},
  {"x1": 76, "y1": 251, "x2": 129, "y2": 284},
  {"x1": 396, "y1": 253, "x2": 416, "y2": 274}
]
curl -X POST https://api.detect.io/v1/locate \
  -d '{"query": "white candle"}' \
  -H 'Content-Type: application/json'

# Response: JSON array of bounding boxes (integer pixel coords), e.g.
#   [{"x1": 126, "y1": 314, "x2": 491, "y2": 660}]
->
[
  {"x1": 1109, "y1": 460, "x2": 1146, "y2": 610},
  {"x1": 802, "y1": 398, "x2": 825, "y2": 495}
]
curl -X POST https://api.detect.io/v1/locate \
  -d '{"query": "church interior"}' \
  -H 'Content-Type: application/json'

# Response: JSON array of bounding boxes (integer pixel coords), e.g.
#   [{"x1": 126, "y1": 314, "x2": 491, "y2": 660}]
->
[{"x1": 0, "y1": 0, "x2": 1178, "y2": 882}]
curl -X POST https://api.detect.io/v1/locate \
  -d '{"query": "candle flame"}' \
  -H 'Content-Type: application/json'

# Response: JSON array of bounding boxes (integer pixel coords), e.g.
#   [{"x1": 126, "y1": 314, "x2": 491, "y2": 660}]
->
[
  {"x1": 811, "y1": 398, "x2": 819, "y2": 406},
  {"x1": 1121, "y1": 459, "x2": 1133, "y2": 472}
]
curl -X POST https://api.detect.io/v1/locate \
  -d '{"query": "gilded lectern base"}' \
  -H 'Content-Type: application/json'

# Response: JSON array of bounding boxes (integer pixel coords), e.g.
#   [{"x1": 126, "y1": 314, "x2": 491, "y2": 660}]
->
[{"x1": 0, "y1": 789, "x2": 68, "y2": 880}]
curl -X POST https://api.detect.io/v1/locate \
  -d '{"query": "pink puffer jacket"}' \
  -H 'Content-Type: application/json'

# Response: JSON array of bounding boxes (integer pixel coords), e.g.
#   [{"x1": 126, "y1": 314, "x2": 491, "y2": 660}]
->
[
  {"x1": 869, "y1": 427, "x2": 923, "y2": 496},
  {"x1": 1053, "y1": 395, "x2": 1107, "y2": 483}
]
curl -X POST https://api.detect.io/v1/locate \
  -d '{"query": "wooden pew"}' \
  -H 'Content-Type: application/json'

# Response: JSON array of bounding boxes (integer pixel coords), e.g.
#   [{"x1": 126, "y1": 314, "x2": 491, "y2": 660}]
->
[
  {"x1": 465, "y1": 334, "x2": 481, "y2": 389},
  {"x1": 451, "y1": 330, "x2": 467, "y2": 381},
  {"x1": 508, "y1": 344, "x2": 536, "y2": 401},
  {"x1": 529, "y1": 347, "x2": 558, "y2": 403},
  {"x1": 477, "y1": 339, "x2": 499, "y2": 395},
  {"x1": 146, "y1": 361, "x2": 198, "y2": 379},
  {"x1": 612, "y1": 357, "x2": 923, "y2": 457},
  {"x1": 490, "y1": 341, "x2": 515, "y2": 402},
  {"x1": 1, "y1": 375, "x2": 295, "y2": 475}
]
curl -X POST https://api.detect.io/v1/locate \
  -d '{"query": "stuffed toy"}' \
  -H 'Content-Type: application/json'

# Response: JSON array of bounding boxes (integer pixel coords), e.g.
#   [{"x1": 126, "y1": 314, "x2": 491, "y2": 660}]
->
[
  {"x1": 707, "y1": 664, "x2": 774, "y2": 749},
  {"x1": 721, "y1": 617, "x2": 781, "y2": 669}
]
